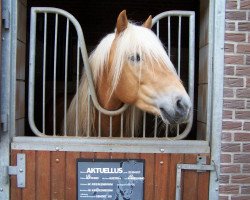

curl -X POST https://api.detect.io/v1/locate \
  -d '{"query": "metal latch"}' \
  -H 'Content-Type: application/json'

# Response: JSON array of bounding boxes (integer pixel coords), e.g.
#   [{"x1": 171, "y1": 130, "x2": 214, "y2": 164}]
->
[
  {"x1": 2, "y1": 9, "x2": 10, "y2": 29},
  {"x1": 0, "y1": 114, "x2": 8, "y2": 132},
  {"x1": 175, "y1": 156, "x2": 218, "y2": 200},
  {"x1": 8, "y1": 154, "x2": 25, "y2": 188}
]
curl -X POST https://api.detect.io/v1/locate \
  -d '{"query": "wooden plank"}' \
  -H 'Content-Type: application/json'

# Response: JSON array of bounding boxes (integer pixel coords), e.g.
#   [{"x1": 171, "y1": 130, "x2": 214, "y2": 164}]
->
[
  {"x1": 168, "y1": 154, "x2": 184, "y2": 200},
  {"x1": 80, "y1": 152, "x2": 95, "y2": 159},
  {"x1": 154, "y1": 154, "x2": 170, "y2": 200},
  {"x1": 51, "y1": 151, "x2": 66, "y2": 199},
  {"x1": 125, "y1": 153, "x2": 140, "y2": 159},
  {"x1": 65, "y1": 152, "x2": 80, "y2": 200},
  {"x1": 22, "y1": 151, "x2": 36, "y2": 200},
  {"x1": 141, "y1": 153, "x2": 155, "y2": 200},
  {"x1": 10, "y1": 150, "x2": 22, "y2": 200},
  {"x1": 95, "y1": 152, "x2": 110, "y2": 159},
  {"x1": 36, "y1": 151, "x2": 51, "y2": 199},
  {"x1": 197, "y1": 154, "x2": 210, "y2": 200},
  {"x1": 183, "y1": 154, "x2": 198, "y2": 200},
  {"x1": 110, "y1": 152, "x2": 125, "y2": 159}
]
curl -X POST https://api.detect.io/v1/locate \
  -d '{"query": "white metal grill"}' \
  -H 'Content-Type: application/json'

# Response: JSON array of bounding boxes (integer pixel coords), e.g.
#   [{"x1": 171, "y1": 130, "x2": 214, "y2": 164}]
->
[{"x1": 28, "y1": 7, "x2": 195, "y2": 140}]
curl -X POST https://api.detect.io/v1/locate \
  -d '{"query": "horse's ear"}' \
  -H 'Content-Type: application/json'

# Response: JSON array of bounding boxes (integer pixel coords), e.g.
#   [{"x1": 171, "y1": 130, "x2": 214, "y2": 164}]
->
[
  {"x1": 116, "y1": 10, "x2": 128, "y2": 34},
  {"x1": 143, "y1": 15, "x2": 152, "y2": 29}
]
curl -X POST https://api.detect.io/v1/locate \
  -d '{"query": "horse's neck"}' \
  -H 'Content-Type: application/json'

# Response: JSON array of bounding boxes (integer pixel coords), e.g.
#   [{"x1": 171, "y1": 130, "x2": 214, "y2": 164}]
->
[{"x1": 96, "y1": 72, "x2": 123, "y2": 137}]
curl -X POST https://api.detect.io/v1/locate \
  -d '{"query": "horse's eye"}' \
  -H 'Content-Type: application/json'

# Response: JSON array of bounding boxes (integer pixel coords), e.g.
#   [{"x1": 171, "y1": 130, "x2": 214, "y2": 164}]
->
[{"x1": 130, "y1": 53, "x2": 141, "y2": 63}]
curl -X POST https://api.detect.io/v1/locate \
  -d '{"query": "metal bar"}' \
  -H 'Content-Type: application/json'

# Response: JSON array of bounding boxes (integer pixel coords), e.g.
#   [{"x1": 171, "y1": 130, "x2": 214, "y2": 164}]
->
[
  {"x1": 165, "y1": 124, "x2": 169, "y2": 137},
  {"x1": 64, "y1": 18, "x2": 69, "y2": 136},
  {"x1": 131, "y1": 107, "x2": 135, "y2": 137},
  {"x1": 109, "y1": 116, "x2": 113, "y2": 137},
  {"x1": 98, "y1": 111, "x2": 101, "y2": 137},
  {"x1": 53, "y1": 14, "x2": 58, "y2": 136},
  {"x1": 168, "y1": 16, "x2": 171, "y2": 57},
  {"x1": 120, "y1": 113, "x2": 124, "y2": 138},
  {"x1": 75, "y1": 41, "x2": 80, "y2": 136},
  {"x1": 42, "y1": 13, "x2": 47, "y2": 134},
  {"x1": 178, "y1": 16, "x2": 182, "y2": 76},
  {"x1": 154, "y1": 116, "x2": 158, "y2": 138},
  {"x1": 87, "y1": 89, "x2": 90, "y2": 137},
  {"x1": 177, "y1": 124, "x2": 180, "y2": 136},
  {"x1": 142, "y1": 112, "x2": 146, "y2": 138}
]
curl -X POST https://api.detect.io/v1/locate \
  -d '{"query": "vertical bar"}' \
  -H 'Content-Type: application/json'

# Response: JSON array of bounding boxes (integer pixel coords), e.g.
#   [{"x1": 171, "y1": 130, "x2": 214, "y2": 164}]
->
[
  {"x1": 98, "y1": 111, "x2": 101, "y2": 137},
  {"x1": 120, "y1": 113, "x2": 124, "y2": 138},
  {"x1": 75, "y1": 42, "x2": 80, "y2": 136},
  {"x1": 131, "y1": 107, "x2": 135, "y2": 137},
  {"x1": 168, "y1": 16, "x2": 171, "y2": 57},
  {"x1": 177, "y1": 124, "x2": 180, "y2": 136},
  {"x1": 142, "y1": 112, "x2": 146, "y2": 138},
  {"x1": 42, "y1": 13, "x2": 47, "y2": 134},
  {"x1": 109, "y1": 116, "x2": 113, "y2": 137},
  {"x1": 154, "y1": 116, "x2": 158, "y2": 138},
  {"x1": 64, "y1": 18, "x2": 69, "y2": 136},
  {"x1": 178, "y1": 16, "x2": 182, "y2": 76},
  {"x1": 175, "y1": 165, "x2": 182, "y2": 200},
  {"x1": 156, "y1": 21, "x2": 159, "y2": 37},
  {"x1": 165, "y1": 124, "x2": 169, "y2": 137},
  {"x1": 87, "y1": 89, "x2": 90, "y2": 137},
  {"x1": 53, "y1": 14, "x2": 58, "y2": 136}
]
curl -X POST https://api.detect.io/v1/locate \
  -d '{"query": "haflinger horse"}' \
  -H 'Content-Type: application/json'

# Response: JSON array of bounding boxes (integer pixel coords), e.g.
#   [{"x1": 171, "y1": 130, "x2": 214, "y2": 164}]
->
[{"x1": 66, "y1": 10, "x2": 191, "y2": 137}]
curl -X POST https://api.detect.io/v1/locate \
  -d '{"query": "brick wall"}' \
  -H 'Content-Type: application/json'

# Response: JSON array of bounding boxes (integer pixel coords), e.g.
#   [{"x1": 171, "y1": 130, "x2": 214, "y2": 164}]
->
[{"x1": 220, "y1": 0, "x2": 250, "y2": 199}]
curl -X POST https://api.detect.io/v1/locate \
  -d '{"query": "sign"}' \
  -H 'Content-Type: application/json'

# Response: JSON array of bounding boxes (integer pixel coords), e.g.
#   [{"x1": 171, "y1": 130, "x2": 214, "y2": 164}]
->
[{"x1": 77, "y1": 159, "x2": 145, "y2": 200}]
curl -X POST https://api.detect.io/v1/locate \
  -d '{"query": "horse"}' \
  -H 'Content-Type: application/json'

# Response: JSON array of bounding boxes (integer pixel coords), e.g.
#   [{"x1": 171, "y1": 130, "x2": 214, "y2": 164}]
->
[{"x1": 66, "y1": 10, "x2": 191, "y2": 137}]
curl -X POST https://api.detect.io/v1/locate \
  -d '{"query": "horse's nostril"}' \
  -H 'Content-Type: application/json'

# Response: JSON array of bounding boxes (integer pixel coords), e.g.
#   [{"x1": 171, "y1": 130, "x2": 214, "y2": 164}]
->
[{"x1": 176, "y1": 98, "x2": 186, "y2": 111}]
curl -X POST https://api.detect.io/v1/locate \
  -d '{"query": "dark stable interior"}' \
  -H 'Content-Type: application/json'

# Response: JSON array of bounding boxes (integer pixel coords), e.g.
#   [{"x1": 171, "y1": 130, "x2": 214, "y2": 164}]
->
[{"x1": 26, "y1": 0, "x2": 200, "y2": 139}]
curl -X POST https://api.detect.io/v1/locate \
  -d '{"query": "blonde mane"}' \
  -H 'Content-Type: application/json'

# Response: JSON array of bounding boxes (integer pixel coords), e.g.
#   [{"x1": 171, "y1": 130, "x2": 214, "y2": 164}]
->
[{"x1": 66, "y1": 22, "x2": 177, "y2": 136}]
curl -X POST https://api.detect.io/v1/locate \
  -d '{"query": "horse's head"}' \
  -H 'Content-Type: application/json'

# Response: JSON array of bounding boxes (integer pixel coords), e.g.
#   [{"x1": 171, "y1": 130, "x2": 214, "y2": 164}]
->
[{"x1": 106, "y1": 10, "x2": 191, "y2": 124}]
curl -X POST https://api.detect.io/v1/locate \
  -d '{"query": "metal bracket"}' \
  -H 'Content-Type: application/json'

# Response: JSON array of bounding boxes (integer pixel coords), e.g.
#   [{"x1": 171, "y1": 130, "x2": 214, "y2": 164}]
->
[
  {"x1": 8, "y1": 154, "x2": 25, "y2": 188},
  {"x1": 0, "y1": 114, "x2": 8, "y2": 132},
  {"x1": 175, "y1": 156, "x2": 217, "y2": 200},
  {"x1": 2, "y1": 9, "x2": 10, "y2": 29}
]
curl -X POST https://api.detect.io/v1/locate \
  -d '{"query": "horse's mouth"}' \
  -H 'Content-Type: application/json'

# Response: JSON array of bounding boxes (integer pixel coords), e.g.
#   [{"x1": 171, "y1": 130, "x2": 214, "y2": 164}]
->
[{"x1": 159, "y1": 108, "x2": 177, "y2": 124}]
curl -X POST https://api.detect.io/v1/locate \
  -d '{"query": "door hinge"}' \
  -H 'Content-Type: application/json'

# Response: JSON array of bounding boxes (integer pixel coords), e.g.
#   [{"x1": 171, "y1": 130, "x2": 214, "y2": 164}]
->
[
  {"x1": 175, "y1": 156, "x2": 218, "y2": 200},
  {"x1": 0, "y1": 114, "x2": 8, "y2": 132},
  {"x1": 8, "y1": 154, "x2": 25, "y2": 188},
  {"x1": 2, "y1": 9, "x2": 10, "y2": 30}
]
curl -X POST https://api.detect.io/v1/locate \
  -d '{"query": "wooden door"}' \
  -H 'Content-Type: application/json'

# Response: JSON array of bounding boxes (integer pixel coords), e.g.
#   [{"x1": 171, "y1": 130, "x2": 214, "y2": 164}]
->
[{"x1": 11, "y1": 150, "x2": 210, "y2": 200}]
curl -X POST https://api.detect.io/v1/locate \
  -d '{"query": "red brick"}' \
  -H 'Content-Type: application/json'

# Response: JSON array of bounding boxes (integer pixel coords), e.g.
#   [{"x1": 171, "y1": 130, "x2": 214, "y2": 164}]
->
[
  {"x1": 221, "y1": 142, "x2": 241, "y2": 152},
  {"x1": 243, "y1": 143, "x2": 250, "y2": 151},
  {"x1": 226, "y1": 0, "x2": 238, "y2": 9},
  {"x1": 238, "y1": 22, "x2": 250, "y2": 31},
  {"x1": 220, "y1": 185, "x2": 240, "y2": 194},
  {"x1": 224, "y1": 77, "x2": 244, "y2": 87},
  {"x1": 232, "y1": 175, "x2": 250, "y2": 184},
  {"x1": 223, "y1": 110, "x2": 233, "y2": 119},
  {"x1": 235, "y1": 133, "x2": 250, "y2": 141},
  {"x1": 224, "y1": 88, "x2": 234, "y2": 98},
  {"x1": 231, "y1": 196, "x2": 250, "y2": 200},
  {"x1": 237, "y1": 44, "x2": 250, "y2": 54},
  {"x1": 234, "y1": 154, "x2": 250, "y2": 163},
  {"x1": 246, "y1": 101, "x2": 250, "y2": 109},
  {"x1": 246, "y1": 78, "x2": 250, "y2": 87},
  {"x1": 244, "y1": 122, "x2": 250, "y2": 130},
  {"x1": 247, "y1": 56, "x2": 250, "y2": 65},
  {"x1": 242, "y1": 186, "x2": 250, "y2": 194},
  {"x1": 220, "y1": 164, "x2": 241, "y2": 173},
  {"x1": 236, "y1": 66, "x2": 250, "y2": 76},
  {"x1": 223, "y1": 121, "x2": 242, "y2": 130},
  {"x1": 225, "y1": 55, "x2": 244, "y2": 65},
  {"x1": 240, "y1": 0, "x2": 250, "y2": 9},
  {"x1": 225, "y1": 33, "x2": 246, "y2": 42},
  {"x1": 225, "y1": 22, "x2": 236, "y2": 31},
  {"x1": 235, "y1": 111, "x2": 250, "y2": 119},
  {"x1": 223, "y1": 99, "x2": 245, "y2": 109},
  {"x1": 225, "y1": 43, "x2": 235, "y2": 52},
  {"x1": 222, "y1": 132, "x2": 232, "y2": 141},
  {"x1": 224, "y1": 66, "x2": 235, "y2": 75},
  {"x1": 236, "y1": 89, "x2": 250, "y2": 98},
  {"x1": 221, "y1": 154, "x2": 232, "y2": 163},
  {"x1": 220, "y1": 175, "x2": 230, "y2": 184},
  {"x1": 225, "y1": 11, "x2": 246, "y2": 20},
  {"x1": 243, "y1": 164, "x2": 250, "y2": 173},
  {"x1": 219, "y1": 196, "x2": 229, "y2": 200}
]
